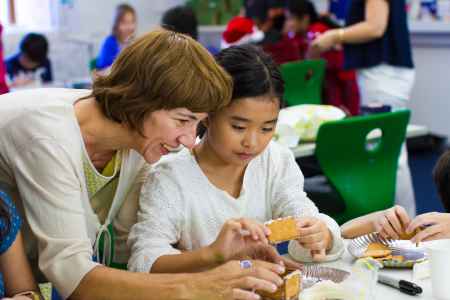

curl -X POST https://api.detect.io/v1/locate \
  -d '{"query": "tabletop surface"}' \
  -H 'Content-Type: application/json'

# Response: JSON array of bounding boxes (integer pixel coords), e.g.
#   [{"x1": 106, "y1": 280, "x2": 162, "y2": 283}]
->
[{"x1": 294, "y1": 240, "x2": 434, "y2": 300}]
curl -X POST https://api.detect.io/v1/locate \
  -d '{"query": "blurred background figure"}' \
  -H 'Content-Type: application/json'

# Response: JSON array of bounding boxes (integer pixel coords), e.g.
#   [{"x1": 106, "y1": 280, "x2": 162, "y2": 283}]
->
[
  {"x1": 5, "y1": 33, "x2": 52, "y2": 88},
  {"x1": 95, "y1": 3, "x2": 136, "y2": 74},
  {"x1": 243, "y1": 0, "x2": 286, "y2": 32},
  {"x1": 328, "y1": 0, "x2": 351, "y2": 24},
  {"x1": 220, "y1": 16, "x2": 264, "y2": 49},
  {"x1": 284, "y1": 0, "x2": 360, "y2": 115},
  {"x1": 161, "y1": 5, "x2": 199, "y2": 40},
  {"x1": 310, "y1": 0, "x2": 416, "y2": 217}
]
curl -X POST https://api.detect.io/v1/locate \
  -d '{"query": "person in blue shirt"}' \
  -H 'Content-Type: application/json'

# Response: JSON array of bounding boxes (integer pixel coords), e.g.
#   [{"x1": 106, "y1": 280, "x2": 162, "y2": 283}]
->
[
  {"x1": 0, "y1": 190, "x2": 41, "y2": 299},
  {"x1": 5, "y1": 33, "x2": 52, "y2": 87},
  {"x1": 95, "y1": 3, "x2": 137, "y2": 73}
]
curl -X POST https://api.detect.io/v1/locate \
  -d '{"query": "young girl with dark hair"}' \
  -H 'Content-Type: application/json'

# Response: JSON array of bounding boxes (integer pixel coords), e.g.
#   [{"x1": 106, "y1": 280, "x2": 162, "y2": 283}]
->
[
  {"x1": 128, "y1": 45, "x2": 344, "y2": 285},
  {"x1": 0, "y1": 191, "x2": 42, "y2": 299}
]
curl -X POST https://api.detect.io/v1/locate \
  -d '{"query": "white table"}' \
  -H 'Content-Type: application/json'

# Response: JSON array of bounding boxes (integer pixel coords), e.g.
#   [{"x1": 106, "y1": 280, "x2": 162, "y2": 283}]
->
[
  {"x1": 293, "y1": 244, "x2": 434, "y2": 300},
  {"x1": 290, "y1": 124, "x2": 429, "y2": 158}
]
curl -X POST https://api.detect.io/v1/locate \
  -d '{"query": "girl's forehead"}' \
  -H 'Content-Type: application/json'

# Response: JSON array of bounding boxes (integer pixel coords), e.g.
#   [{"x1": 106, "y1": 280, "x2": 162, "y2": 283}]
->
[{"x1": 227, "y1": 96, "x2": 281, "y2": 111}]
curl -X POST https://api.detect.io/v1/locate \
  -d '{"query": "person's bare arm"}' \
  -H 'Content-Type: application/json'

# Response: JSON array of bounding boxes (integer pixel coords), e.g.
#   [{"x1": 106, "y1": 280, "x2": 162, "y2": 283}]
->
[
  {"x1": 341, "y1": 206, "x2": 411, "y2": 239},
  {"x1": 0, "y1": 232, "x2": 40, "y2": 297},
  {"x1": 309, "y1": 0, "x2": 390, "y2": 55},
  {"x1": 70, "y1": 260, "x2": 285, "y2": 300},
  {"x1": 339, "y1": 0, "x2": 390, "y2": 43}
]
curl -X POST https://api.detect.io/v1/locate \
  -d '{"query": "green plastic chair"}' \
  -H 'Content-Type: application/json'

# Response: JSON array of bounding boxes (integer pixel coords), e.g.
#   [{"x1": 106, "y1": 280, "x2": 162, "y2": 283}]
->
[
  {"x1": 315, "y1": 110, "x2": 411, "y2": 224},
  {"x1": 280, "y1": 59, "x2": 326, "y2": 106},
  {"x1": 89, "y1": 58, "x2": 97, "y2": 71}
]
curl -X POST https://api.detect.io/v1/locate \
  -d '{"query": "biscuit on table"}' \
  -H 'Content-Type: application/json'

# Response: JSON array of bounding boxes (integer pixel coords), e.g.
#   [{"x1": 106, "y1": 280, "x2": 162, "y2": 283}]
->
[
  {"x1": 363, "y1": 242, "x2": 392, "y2": 258},
  {"x1": 259, "y1": 270, "x2": 302, "y2": 300},
  {"x1": 265, "y1": 217, "x2": 299, "y2": 244},
  {"x1": 391, "y1": 255, "x2": 405, "y2": 262}
]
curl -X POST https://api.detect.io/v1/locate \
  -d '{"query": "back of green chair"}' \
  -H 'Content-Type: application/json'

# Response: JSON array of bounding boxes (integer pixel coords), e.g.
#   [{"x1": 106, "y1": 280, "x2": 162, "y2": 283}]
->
[
  {"x1": 280, "y1": 59, "x2": 326, "y2": 106},
  {"x1": 89, "y1": 58, "x2": 97, "y2": 71},
  {"x1": 315, "y1": 110, "x2": 411, "y2": 224}
]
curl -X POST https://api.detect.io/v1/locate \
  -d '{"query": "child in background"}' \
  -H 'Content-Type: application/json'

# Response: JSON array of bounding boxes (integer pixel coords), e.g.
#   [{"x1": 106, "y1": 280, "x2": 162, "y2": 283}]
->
[
  {"x1": 341, "y1": 150, "x2": 450, "y2": 242},
  {"x1": 5, "y1": 33, "x2": 52, "y2": 88},
  {"x1": 0, "y1": 23, "x2": 8, "y2": 95},
  {"x1": 128, "y1": 45, "x2": 344, "y2": 275},
  {"x1": 286, "y1": 0, "x2": 360, "y2": 115},
  {"x1": 260, "y1": 12, "x2": 303, "y2": 64},
  {"x1": 0, "y1": 191, "x2": 42, "y2": 299},
  {"x1": 220, "y1": 16, "x2": 264, "y2": 49},
  {"x1": 161, "y1": 5, "x2": 198, "y2": 40},
  {"x1": 95, "y1": 3, "x2": 136, "y2": 73}
]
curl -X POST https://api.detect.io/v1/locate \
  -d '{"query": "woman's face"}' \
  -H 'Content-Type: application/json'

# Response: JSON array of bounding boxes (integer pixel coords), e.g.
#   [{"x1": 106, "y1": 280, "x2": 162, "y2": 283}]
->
[
  {"x1": 134, "y1": 108, "x2": 207, "y2": 164},
  {"x1": 204, "y1": 96, "x2": 280, "y2": 167},
  {"x1": 118, "y1": 11, "x2": 136, "y2": 43}
]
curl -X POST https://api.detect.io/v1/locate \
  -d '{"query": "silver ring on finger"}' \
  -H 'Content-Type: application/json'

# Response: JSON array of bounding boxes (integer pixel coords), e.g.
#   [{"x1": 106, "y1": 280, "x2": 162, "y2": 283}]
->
[{"x1": 240, "y1": 259, "x2": 252, "y2": 270}]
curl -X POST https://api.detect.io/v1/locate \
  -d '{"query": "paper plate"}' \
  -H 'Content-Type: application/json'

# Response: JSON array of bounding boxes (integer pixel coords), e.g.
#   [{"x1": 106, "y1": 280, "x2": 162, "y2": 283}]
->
[
  {"x1": 347, "y1": 232, "x2": 427, "y2": 268},
  {"x1": 300, "y1": 265, "x2": 350, "y2": 289}
]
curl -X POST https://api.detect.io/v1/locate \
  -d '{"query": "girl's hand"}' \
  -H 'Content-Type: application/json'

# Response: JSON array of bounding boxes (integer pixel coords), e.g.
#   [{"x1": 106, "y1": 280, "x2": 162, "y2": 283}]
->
[
  {"x1": 191, "y1": 260, "x2": 285, "y2": 300},
  {"x1": 296, "y1": 217, "x2": 332, "y2": 261},
  {"x1": 373, "y1": 205, "x2": 411, "y2": 239},
  {"x1": 407, "y1": 212, "x2": 450, "y2": 243}
]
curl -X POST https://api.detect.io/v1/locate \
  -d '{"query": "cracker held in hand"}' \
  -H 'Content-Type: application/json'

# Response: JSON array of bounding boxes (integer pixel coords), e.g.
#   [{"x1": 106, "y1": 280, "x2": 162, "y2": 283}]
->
[
  {"x1": 363, "y1": 242, "x2": 392, "y2": 258},
  {"x1": 398, "y1": 228, "x2": 421, "y2": 240},
  {"x1": 265, "y1": 217, "x2": 299, "y2": 244},
  {"x1": 259, "y1": 270, "x2": 302, "y2": 300}
]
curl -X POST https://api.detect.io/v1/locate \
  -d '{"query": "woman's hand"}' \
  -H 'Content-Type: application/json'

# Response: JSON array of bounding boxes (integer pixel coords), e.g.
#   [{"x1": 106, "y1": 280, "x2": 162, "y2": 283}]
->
[
  {"x1": 407, "y1": 212, "x2": 450, "y2": 243},
  {"x1": 295, "y1": 217, "x2": 332, "y2": 261},
  {"x1": 208, "y1": 219, "x2": 287, "y2": 265},
  {"x1": 190, "y1": 260, "x2": 285, "y2": 300},
  {"x1": 372, "y1": 205, "x2": 411, "y2": 239},
  {"x1": 308, "y1": 30, "x2": 340, "y2": 58}
]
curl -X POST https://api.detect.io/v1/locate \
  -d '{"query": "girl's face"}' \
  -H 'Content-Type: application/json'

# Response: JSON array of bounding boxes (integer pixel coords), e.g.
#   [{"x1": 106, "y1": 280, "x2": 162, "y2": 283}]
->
[
  {"x1": 134, "y1": 108, "x2": 207, "y2": 164},
  {"x1": 204, "y1": 96, "x2": 280, "y2": 167},
  {"x1": 118, "y1": 11, "x2": 136, "y2": 42}
]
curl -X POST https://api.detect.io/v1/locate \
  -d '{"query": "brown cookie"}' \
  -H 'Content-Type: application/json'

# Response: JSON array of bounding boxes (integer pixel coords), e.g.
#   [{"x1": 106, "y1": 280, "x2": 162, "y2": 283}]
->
[
  {"x1": 265, "y1": 217, "x2": 299, "y2": 244},
  {"x1": 398, "y1": 228, "x2": 421, "y2": 240},
  {"x1": 363, "y1": 242, "x2": 392, "y2": 258},
  {"x1": 259, "y1": 270, "x2": 302, "y2": 300}
]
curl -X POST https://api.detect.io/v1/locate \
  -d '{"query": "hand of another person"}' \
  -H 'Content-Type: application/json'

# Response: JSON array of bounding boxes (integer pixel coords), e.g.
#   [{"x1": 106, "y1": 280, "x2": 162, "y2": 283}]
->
[
  {"x1": 372, "y1": 205, "x2": 411, "y2": 239},
  {"x1": 308, "y1": 30, "x2": 339, "y2": 57},
  {"x1": 296, "y1": 217, "x2": 332, "y2": 261},
  {"x1": 191, "y1": 260, "x2": 285, "y2": 300},
  {"x1": 407, "y1": 212, "x2": 450, "y2": 243}
]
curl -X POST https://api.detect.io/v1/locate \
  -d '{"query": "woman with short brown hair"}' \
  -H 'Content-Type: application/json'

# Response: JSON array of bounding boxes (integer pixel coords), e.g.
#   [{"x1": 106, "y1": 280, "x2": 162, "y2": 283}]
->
[{"x1": 0, "y1": 30, "x2": 284, "y2": 300}]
